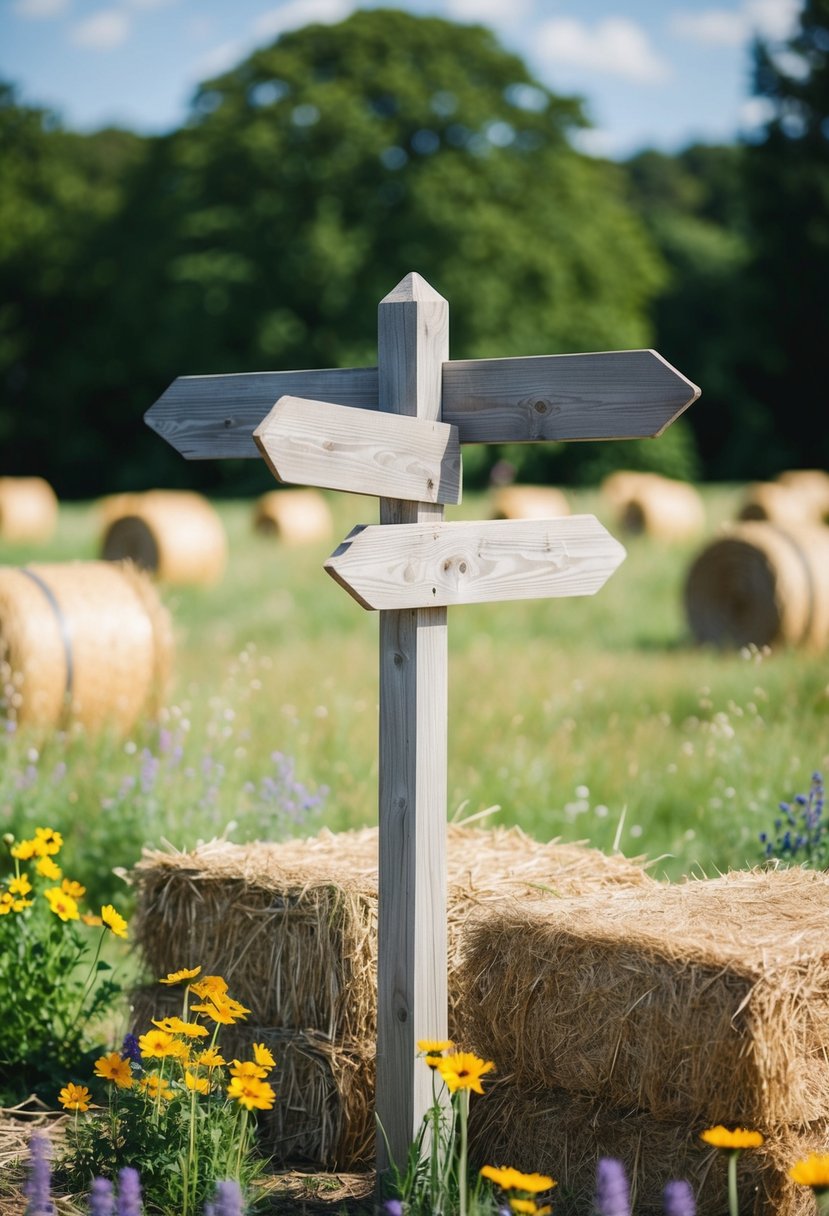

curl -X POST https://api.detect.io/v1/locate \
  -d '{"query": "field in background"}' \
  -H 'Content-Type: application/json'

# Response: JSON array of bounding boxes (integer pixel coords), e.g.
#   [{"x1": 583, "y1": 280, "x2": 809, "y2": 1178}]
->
[{"x1": 1, "y1": 484, "x2": 826, "y2": 900}]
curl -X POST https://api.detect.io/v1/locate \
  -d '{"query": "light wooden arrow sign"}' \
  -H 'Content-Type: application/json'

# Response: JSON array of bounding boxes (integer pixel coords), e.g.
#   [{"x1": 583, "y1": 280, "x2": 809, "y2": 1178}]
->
[
  {"x1": 324, "y1": 515, "x2": 626, "y2": 611},
  {"x1": 253, "y1": 394, "x2": 462, "y2": 505},
  {"x1": 145, "y1": 350, "x2": 700, "y2": 459}
]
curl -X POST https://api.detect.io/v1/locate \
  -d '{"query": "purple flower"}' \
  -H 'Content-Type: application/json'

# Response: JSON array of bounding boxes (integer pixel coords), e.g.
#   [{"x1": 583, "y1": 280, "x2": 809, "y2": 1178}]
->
[
  {"x1": 24, "y1": 1133, "x2": 55, "y2": 1216},
  {"x1": 596, "y1": 1157, "x2": 630, "y2": 1216},
  {"x1": 89, "y1": 1178, "x2": 115, "y2": 1216},
  {"x1": 116, "y1": 1167, "x2": 142, "y2": 1216},
  {"x1": 204, "y1": 1180, "x2": 244, "y2": 1216},
  {"x1": 663, "y1": 1179, "x2": 696, "y2": 1216},
  {"x1": 120, "y1": 1033, "x2": 141, "y2": 1064},
  {"x1": 382, "y1": 1202, "x2": 404, "y2": 1216}
]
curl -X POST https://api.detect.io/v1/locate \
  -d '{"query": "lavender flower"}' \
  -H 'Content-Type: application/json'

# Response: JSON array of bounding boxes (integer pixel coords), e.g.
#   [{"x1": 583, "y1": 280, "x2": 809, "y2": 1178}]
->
[
  {"x1": 663, "y1": 1179, "x2": 696, "y2": 1216},
  {"x1": 24, "y1": 1133, "x2": 55, "y2": 1216},
  {"x1": 120, "y1": 1033, "x2": 141, "y2": 1064},
  {"x1": 204, "y1": 1180, "x2": 244, "y2": 1216},
  {"x1": 116, "y1": 1167, "x2": 143, "y2": 1216},
  {"x1": 595, "y1": 1157, "x2": 630, "y2": 1216},
  {"x1": 89, "y1": 1177, "x2": 115, "y2": 1216},
  {"x1": 382, "y1": 1202, "x2": 404, "y2": 1216}
]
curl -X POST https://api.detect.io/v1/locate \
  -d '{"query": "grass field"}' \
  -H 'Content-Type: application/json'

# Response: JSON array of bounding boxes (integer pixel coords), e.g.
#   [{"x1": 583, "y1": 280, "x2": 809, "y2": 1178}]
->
[{"x1": 1, "y1": 483, "x2": 826, "y2": 904}]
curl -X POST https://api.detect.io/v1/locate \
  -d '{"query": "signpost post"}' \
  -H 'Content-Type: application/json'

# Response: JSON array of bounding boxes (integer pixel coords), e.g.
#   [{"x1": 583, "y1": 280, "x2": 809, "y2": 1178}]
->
[{"x1": 145, "y1": 270, "x2": 699, "y2": 1172}]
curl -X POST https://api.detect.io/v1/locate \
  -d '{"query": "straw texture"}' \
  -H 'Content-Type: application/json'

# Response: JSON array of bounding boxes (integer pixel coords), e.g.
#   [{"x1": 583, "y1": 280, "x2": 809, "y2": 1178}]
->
[
  {"x1": 0, "y1": 477, "x2": 58, "y2": 543},
  {"x1": 738, "y1": 482, "x2": 818, "y2": 527},
  {"x1": 0, "y1": 560, "x2": 172, "y2": 731},
  {"x1": 253, "y1": 490, "x2": 333, "y2": 545},
  {"x1": 101, "y1": 490, "x2": 227, "y2": 585},
  {"x1": 468, "y1": 1083, "x2": 826, "y2": 1216},
  {"x1": 684, "y1": 521, "x2": 829, "y2": 650},
  {"x1": 459, "y1": 867, "x2": 829, "y2": 1127},
  {"x1": 777, "y1": 469, "x2": 829, "y2": 521},
  {"x1": 490, "y1": 485, "x2": 570, "y2": 520},
  {"x1": 613, "y1": 474, "x2": 705, "y2": 541}
]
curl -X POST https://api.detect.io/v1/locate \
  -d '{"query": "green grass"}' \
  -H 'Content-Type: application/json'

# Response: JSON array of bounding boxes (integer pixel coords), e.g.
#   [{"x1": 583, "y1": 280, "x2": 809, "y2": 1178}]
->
[{"x1": 1, "y1": 484, "x2": 825, "y2": 901}]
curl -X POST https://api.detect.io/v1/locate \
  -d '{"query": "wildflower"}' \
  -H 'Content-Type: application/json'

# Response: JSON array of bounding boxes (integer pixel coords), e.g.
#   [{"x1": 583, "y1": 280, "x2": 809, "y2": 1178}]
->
[
  {"x1": 89, "y1": 1177, "x2": 115, "y2": 1216},
  {"x1": 139, "y1": 1073, "x2": 174, "y2": 1101},
  {"x1": 789, "y1": 1153, "x2": 829, "y2": 1190},
  {"x1": 138, "y1": 1028, "x2": 177, "y2": 1059},
  {"x1": 13, "y1": 897, "x2": 33, "y2": 911},
  {"x1": 44, "y1": 885, "x2": 79, "y2": 921},
  {"x1": 151, "y1": 1016, "x2": 209, "y2": 1038},
  {"x1": 60, "y1": 878, "x2": 86, "y2": 899},
  {"x1": 227, "y1": 1074, "x2": 276, "y2": 1111},
  {"x1": 252, "y1": 1041, "x2": 276, "y2": 1070},
  {"x1": 382, "y1": 1202, "x2": 403, "y2": 1216},
  {"x1": 424, "y1": 1054, "x2": 444, "y2": 1069},
  {"x1": 81, "y1": 913, "x2": 104, "y2": 927},
  {"x1": 9, "y1": 874, "x2": 32, "y2": 896},
  {"x1": 34, "y1": 827, "x2": 63, "y2": 855},
  {"x1": 184, "y1": 1070, "x2": 211, "y2": 1094},
  {"x1": 94, "y1": 1052, "x2": 134, "y2": 1089},
  {"x1": 595, "y1": 1157, "x2": 630, "y2": 1216},
  {"x1": 24, "y1": 1132, "x2": 55, "y2": 1216},
  {"x1": 663, "y1": 1180, "x2": 696, "y2": 1216},
  {"x1": 480, "y1": 1166, "x2": 555, "y2": 1194},
  {"x1": 101, "y1": 904, "x2": 128, "y2": 939},
  {"x1": 189, "y1": 974, "x2": 228, "y2": 1000},
  {"x1": 417, "y1": 1038, "x2": 454, "y2": 1054},
  {"x1": 0, "y1": 892, "x2": 14, "y2": 914},
  {"x1": 509, "y1": 1202, "x2": 550, "y2": 1216},
  {"x1": 230, "y1": 1058, "x2": 268, "y2": 1081},
  {"x1": 700, "y1": 1126, "x2": 763, "y2": 1150},
  {"x1": 190, "y1": 997, "x2": 248, "y2": 1025},
  {"x1": 204, "y1": 1180, "x2": 244, "y2": 1216},
  {"x1": 120, "y1": 1033, "x2": 141, "y2": 1064},
  {"x1": 159, "y1": 965, "x2": 201, "y2": 985},
  {"x1": 37, "y1": 857, "x2": 63, "y2": 882},
  {"x1": 196, "y1": 1046, "x2": 226, "y2": 1069},
  {"x1": 58, "y1": 1082, "x2": 91, "y2": 1112},
  {"x1": 11, "y1": 838, "x2": 37, "y2": 860},
  {"x1": 116, "y1": 1166, "x2": 143, "y2": 1216},
  {"x1": 436, "y1": 1051, "x2": 495, "y2": 1094}
]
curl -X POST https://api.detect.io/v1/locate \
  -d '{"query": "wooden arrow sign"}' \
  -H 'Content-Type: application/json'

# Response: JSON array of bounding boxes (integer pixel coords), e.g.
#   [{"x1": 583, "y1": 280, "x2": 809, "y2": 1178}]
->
[
  {"x1": 324, "y1": 515, "x2": 626, "y2": 611},
  {"x1": 145, "y1": 350, "x2": 700, "y2": 459},
  {"x1": 253, "y1": 395, "x2": 462, "y2": 504}
]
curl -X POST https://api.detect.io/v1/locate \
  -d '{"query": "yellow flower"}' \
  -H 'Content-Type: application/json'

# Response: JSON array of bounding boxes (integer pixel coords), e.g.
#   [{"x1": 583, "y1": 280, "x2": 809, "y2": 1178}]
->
[
  {"x1": 34, "y1": 827, "x2": 63, "y2": 855},
  {"x1": 139, "y1": 1073, "x2": 174, "y2": 1101},
  {"x1": 195, "y1": 1047, "x2": 226, "y2": 1069},
  {"x1": 139, "y1": 1029, "x2": 177, "y2": 1059},
  {"x1": 61, "y1": 878, "x2": 86, "y2": 900},
  {"x1": 9, "y1": 874, "x2": 32, "y2": 896},
  {"x1": 436, "y1": 1051, "x2": 495, "y2": 1095},
  {"x1": 189, "y1": 974, "x2": 228, "y2": 1000},
  {"x1": 184, "y1": 1070, "x2": 211, "y2": 1095},
  {"x1": 12, "y1": 898, "x2": 33, "y2": 912},
  {"x1": 418, "y1": 1039, "x2": 455, "y2": 1054},
  {"x1": 700, "y1": 1126, "x2": 764, "y2": 1151},
  {"x1": 509, "y1": 1202, "x2": 550, "y2": 1216},
  {"x1": 227, "y1": 1075, "x2": 276, "y2": 1111},
  {"x1": 789, "y1": 1155, "x2": 829, "y2": 1189},
  {"x1": 36, "y1": 856, "x2": 62, "y2": 881},
  {"x1": 152, "y1": 1017, "x2": 208, "y2": 1038},
  {"x1": 230, "y1": 1059, "x2": 268, "y2": 1081},
  {"x1": 0, "y1": 892, "x2": 14, "y2": 915},
  {"x1": 59, "y1": 1083, "x2": 91, "y2": 1112},
  {"x1": 81, "y1": 913, "x2": 103, "y2": 927},
  {"x1": 190, "y1": 995, "x2": 249, "y2": 1025},
  {"x1": 481, "y1": 1166, "x2": 556, "y2": 1193},
  {"x1": 101, "y1": 904, "x2": 128, "y2": 939},
  {"x1": 44, "y1": 887, "x2": 79, "y2": 921},
  {"x1": 94, "y1": 1052, "x2": 134, "y2": 1089},
  {"x1": 11, "y1": 838, "x2": 37, "y2": 860},
  {"x1": 252, "y1": 1042, "x2": 276, "y2": 1070},
  {"x1": 159, "y1": 966, "x2": 202, "y2": 985}
]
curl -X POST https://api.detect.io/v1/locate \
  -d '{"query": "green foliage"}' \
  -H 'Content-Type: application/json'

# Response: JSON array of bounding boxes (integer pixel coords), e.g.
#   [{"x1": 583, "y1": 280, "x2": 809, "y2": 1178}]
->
[{"x1": 0, "y1": 828, "x2": 125, "y2": 1104}]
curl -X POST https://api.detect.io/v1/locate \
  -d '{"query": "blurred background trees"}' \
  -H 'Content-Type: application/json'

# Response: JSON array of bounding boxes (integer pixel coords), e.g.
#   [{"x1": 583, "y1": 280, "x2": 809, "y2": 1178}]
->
[{"x1": 1, "y1": 4, "x2": 826, "y2": 496}]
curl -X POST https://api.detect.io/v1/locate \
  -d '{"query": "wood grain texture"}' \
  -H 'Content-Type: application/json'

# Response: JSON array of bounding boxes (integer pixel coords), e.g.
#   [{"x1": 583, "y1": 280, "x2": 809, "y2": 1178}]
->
[
  {"x1": 144, "y1": 350, "x2": 699, "y2": 458},
  {"x1": 325, "y1": 516, "x2": 626, "y2": 611},
  {"x1": 253, "y1": 394, "x2": 461, "y2": 504},
  {"x1": 376, "y1": 273, "x2": 450, "y2": 1172}
]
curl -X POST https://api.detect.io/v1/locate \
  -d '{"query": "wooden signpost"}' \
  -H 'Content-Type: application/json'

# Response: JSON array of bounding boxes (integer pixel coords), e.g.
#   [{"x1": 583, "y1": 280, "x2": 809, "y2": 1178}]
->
[{"x1": 145, "y1": 272, "x2": 699, "y2": 1172}]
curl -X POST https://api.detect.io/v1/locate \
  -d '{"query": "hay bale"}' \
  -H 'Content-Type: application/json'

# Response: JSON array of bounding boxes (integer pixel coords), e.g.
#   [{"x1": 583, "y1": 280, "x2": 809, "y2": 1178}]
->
[
  {"x1": 684, "y1": 521, "x2": 829, "y2": 650},
  {"x1": 468, "y1": 1083, "x2": 825, "y2": 1216},
  {"x1": 612, "y1": 474, "x2": 705, "y2": 541},
  {"x1": 599, "y1": 469, "x2": 655, "y2": 509},
  {"x1": 101, "y1": 490, "x2": 227, "y2": 585},
  {"x1": 0, "y1": 560, "x2": 172, "y2": 732},
  {"x1": 253, "y1": 490, "x2": 333, "y2": 545},
  {"x1": 0, "y1": 477, "x2": 58, "y2": 543},
  {"x1": 490, "y1": 485, "x2": 570, "y2": 520},
  {"x1": 777, "y1": 469, "x2": 829, "y2": 520},
  {"x1": 133, "y1": 826, "x2": 651, "y2": 1044},
  {"x1": 459, "y1": 868, "x2": 829, "y2": 1127},
  {"x1": 737, "y1": 482, "x2": 817, "y2": 527}
]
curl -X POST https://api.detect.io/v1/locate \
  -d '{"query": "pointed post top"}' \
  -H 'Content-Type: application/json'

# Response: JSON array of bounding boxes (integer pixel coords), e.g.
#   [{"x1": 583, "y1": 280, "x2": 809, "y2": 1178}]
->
[{"x1": 380, "y1": 271, "x2": 447, "y2": 306}]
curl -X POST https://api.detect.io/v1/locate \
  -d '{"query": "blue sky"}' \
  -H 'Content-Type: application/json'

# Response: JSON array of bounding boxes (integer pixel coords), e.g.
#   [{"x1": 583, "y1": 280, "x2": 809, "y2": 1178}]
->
[{"x1": 2, "y1": 0, "x2": 803, "y2": 158}]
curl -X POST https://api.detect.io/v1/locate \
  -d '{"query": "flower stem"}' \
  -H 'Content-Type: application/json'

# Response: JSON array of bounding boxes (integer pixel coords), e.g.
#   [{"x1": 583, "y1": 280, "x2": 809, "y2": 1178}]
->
[
  {"x1": 728, "y1": 1149, "x2": 740, "y2": 1216},
  {"x1": 458, "y1": 1089, "x2": 469, "y2": 1216}
]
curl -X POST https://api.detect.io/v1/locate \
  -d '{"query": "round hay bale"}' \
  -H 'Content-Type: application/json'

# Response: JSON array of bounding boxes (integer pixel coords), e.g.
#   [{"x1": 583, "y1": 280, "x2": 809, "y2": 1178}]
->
[
  {"x1": 617, "y1": 474, "x2": 705, "y2": 541},
  {"x1": 776, "y1": 468, "x2": 829, "y2": 521},
  {"x1": 253, "y1": 489, "x2": 333, "y2": 545},
  {"x1": 684, "y1": 521, "x2": 829, "y2": 650},
  {"x1": 598, "y1": 469, "x2": 655, "y2": 509},
  {"x1": 490, "y1": 485, "x2": 570, "y2": 520},
  {"x1": 737, "y1": 481, "x2": 817, "y2": 527},
  {"x1": 95, "y1": 492, "x2": 142, "y2": 530},
  {"x1": 0, "y1": 560, "x2": 173, "y2": 732},
  {"x1": 0, "y1": 477, "x2": 58, "y2": 543},
  {"x1": 101, "y1": 490, "x2": 227, "y2": 585}
]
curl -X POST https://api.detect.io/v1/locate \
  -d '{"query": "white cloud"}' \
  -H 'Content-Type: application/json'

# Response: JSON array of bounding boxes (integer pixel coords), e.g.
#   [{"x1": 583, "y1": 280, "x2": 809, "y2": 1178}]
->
[
  {"x1": 671, "y1": 0, "x2": 801, "y2": 48},
  {"x1": 745, "y1": 0, "x2": 801, "y2": 41},
  {"x1": 536, "y1": 17, "x2": 670, "y2": 84},
  {"x1": 126, "y1": 0, "x2": 179, "y2": 8},
  {"x1": 13, "y1": 0, "x2": 69, "y2": 18},
  {"x1": 445, "y1": 0, "x2": 533, "y2": 23},
  {"x1": 192, "y1": 38, "x2": 246, "y2": 79},
  {"x1": 253, "y1": 0, "x2": 354, "y2": 41},
  {"x1": 70, "y1": 8, "x2": 131, "y2": 48}
]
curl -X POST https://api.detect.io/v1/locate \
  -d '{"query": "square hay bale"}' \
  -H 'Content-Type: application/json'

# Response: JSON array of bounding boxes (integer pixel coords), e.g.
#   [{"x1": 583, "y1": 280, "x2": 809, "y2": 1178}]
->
[
  {"x1": 459, "y1": 867, "x2": 829, "y2": 1126},
  {"x1": 132, "y1": 825, "x2": 652, "y2": 1045},
  {"x1": 468, "y1": 1082, "x2": 827, "y2": 1216}
]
